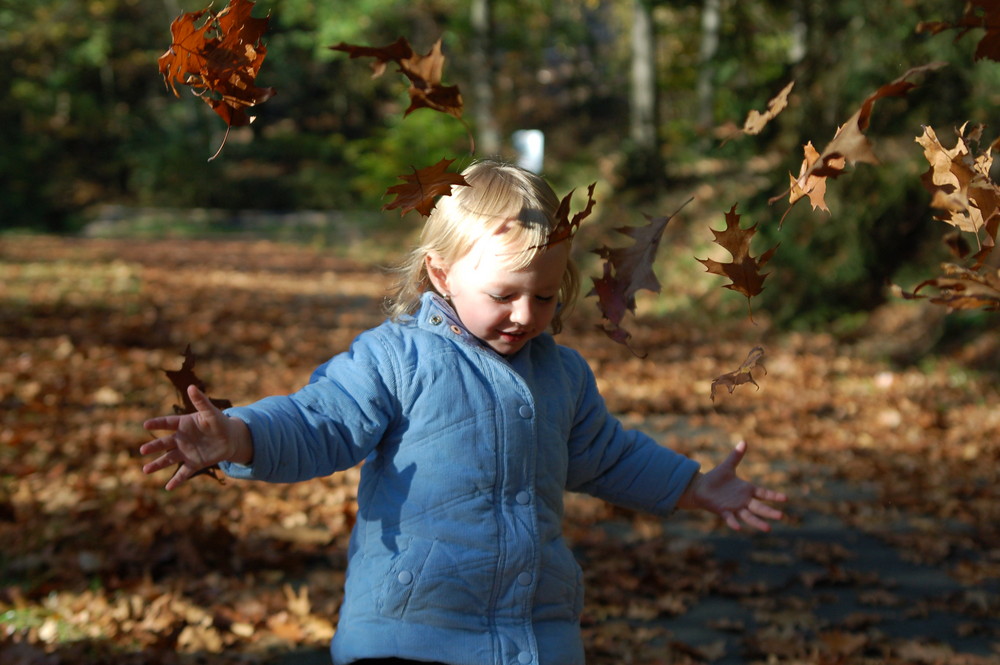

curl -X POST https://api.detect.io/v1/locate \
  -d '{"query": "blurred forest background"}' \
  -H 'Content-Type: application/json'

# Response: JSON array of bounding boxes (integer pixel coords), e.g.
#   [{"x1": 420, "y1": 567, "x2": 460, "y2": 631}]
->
[
  {"x1": 1, "y1": 0, "x2": 998, "y2": 331},
  {"x1": 3, "y1": 4, "x2": 1000, "y2": 662}
]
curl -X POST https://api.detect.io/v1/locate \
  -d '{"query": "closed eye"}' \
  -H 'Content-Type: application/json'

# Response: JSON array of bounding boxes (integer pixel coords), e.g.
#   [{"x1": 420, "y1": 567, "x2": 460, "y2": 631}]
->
[{"x1": 489, "y1": 293, "x2": 557, "y2": 303}]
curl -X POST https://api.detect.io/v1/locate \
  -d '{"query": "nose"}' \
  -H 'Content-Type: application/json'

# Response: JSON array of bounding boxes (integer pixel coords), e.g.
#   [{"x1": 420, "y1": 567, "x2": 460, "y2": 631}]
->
[{"x1": 508, "y1": 297, "x2": 534, "y2": 327}]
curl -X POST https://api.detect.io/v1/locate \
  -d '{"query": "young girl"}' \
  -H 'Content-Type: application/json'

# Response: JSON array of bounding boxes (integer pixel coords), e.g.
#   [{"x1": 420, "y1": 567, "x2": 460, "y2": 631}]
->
[{"x1": 141, "y1": 160, "x2": 787, "y2": 665}]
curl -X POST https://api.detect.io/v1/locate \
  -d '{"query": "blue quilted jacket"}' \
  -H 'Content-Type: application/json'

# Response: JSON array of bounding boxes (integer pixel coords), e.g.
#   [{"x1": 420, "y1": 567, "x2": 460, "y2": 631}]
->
[{"x1": 221, "y1": 293, "x2": 700, "y2": 665}]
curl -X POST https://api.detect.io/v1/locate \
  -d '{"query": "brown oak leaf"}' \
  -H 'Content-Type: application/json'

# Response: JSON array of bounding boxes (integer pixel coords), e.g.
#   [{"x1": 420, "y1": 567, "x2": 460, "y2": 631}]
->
[
  {"x1": 588, "y1": 198, "x2": 691, "y2": 353},
  {"x1": 772, "y1": 63, "x2": 947, "y2": 211},
  {"x1": 916, "y1": 123, "x2": 999, "y2": 267},
  {"x1": 158, "y1": 0, "x2": 275, "y2": 159},
  {"x1": 330, "y1": 37, "x2": 464, "y2": 120},
  {"x1": 721, "y1": 80, "x2": 795, "y2": 145},
  {"x1": 917, "y1": 1, "x2": 1000, "y2": 62},
  {"x1": 711, "y1": 346, "x2": 767, "y2": 402},
  {"x1": 900, "y1": 264, "x2": 1000, "y2": 311},
  {"x1": 383, "y1": 158, "x2": 469, "y2": 217},
  {"x1": 329, "y1": 36, "x2": 414, "y2": 78},
  {"x1": 697, "y1": 205, "x2": 779, "y2": 321},
  {"x1": 788, "y1": 141, "x2": 843, "y2": 215},
  {"x1": 590, "y1": 198, "x2": 691, "y2": 326},
  {"x1": 548, "y1": 183, "x2": 597, "y2": 247}
]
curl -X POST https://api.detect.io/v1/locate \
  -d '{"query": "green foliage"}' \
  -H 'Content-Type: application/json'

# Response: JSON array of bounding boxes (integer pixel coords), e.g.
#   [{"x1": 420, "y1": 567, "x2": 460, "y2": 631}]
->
[
  {"x1": 0, "y1": 0, "x2": 994, "y2": 328},
  {"x1": 345, "y1": 110, "x2": 473, "y2": 206}
]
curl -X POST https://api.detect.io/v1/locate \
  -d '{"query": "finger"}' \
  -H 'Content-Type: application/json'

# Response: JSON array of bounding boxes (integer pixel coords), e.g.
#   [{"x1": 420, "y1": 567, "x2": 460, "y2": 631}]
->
[
  {"x1": 139, "y1": 435, "x2": 175, "y2": 456},
  {"x1": 142, "y1": 448, "x2": 184, "y2": 474},
  {"x1": 749, "y1": 499, "x2": 785, "y2": 522},
  {"x1": 142, "y1": 450, "x2": 178, "y2": 475},
  {"x1": 722, "y1": 439, "x2": 749, "y2": 470},
  {"x1": 722, "y1": 511, "x2": 742, "y2": 531},
  {"x1": 188, "y1": 384, "x2": 220, "y2": 415},
  {"x1": 165, "y1": 463, "x2": 195, "y2": 491},
  {"x1": 740, "y1": 510, "x2": 773, "y2": 532},
  {"x1": 144, "y1": 416, "x2": 181, "y2": 432},
  {"x1": 754, "y1": 487, "x2": 788, "y2": 503}
]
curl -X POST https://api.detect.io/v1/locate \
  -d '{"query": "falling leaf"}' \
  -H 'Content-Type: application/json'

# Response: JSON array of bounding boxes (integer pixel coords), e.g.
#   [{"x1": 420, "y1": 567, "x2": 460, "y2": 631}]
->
[
  {"x1": 398, "y1": 39, "x2": 464, "y2": 119},
  {"x1": 590, "y1": 199, "x2": 690, "y2": 326},
  {"x1": 744, "y1": 81, "x2": 795, "y2": 135},
  {"x1": 158, "y1": 0, "x2": 276, "y2": 160},
  {"x1": 696, "y1": 204, "x2": 779, "y2": 320},
  {"x1": 916, "y1": 123, "x2": 1000, "y2": 266},
  {"x1": 331, "y1": 37, "x2": 464, "y2": 119},
  {"x1": 382, "y1": 158, "x2": 469, "y2": 217},
  {"x1": 710, "y1": 346, "x2": 766, "y2": 401},
  {"x1": 547, "y1": 182, "x2": 597, "y2": 247},
  {"x1": 917, "y1": 1, "x2": 1000, "y2": 62},
  {"x1": 772, "y1": 63, "x2": 947, "y2": 209},
  {"x1": 588, "y1": 198, "x2": 690, "y2": 353},
  {"x1": 330, "y1": 37, "x2": 467, "y2": 136},
  {"x1": 788, "y1": 141, "x2": 843, "y2": 215},
  {"x1": 329, "y1": 36, "x2": 414, "y2": 78},
  {"x1": 721, "y1": 80, "x2": 795, "y2": 145},
  {"x1": 899, "y1": 264, "x2": 1000, "y2": 311}
]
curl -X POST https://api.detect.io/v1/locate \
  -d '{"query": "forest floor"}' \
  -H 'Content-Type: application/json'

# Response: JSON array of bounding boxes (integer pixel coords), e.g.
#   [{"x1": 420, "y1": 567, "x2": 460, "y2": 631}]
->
[{"x1": 1, "y1": 234, "x2": 999, "y2": 665}]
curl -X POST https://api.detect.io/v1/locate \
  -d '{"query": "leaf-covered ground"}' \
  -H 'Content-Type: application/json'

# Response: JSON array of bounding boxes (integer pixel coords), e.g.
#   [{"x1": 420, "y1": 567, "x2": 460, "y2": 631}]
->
[{"x1": 1, "y1": 235, "x2": 998, "y2": 665}]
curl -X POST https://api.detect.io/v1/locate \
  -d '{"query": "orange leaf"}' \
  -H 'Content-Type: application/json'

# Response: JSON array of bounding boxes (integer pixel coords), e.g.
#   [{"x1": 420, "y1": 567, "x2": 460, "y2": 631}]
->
[
  {"x1": 743, "y1": 81, "x2": 794, "y2": 135},
  {"x1": 158, "y1": 0, "x2": 275, "y2": 158},
  {"x1": 399, "y1": 39, "x2": 464, "y2": 119},
  {"x1": 787, "y1": 141, "x2": 843, "y2": 214},
  {"x1": 383, "y1": 158, "x2": 469, "y2": 217}
]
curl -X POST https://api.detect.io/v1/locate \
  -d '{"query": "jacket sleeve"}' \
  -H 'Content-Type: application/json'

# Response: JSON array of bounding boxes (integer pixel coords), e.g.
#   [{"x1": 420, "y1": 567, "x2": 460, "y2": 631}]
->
[
  {"x1": 219, "y1": 327, "x2": 401, "y2": 483},
  {"x1": 563, "y1": 349, "x2": 700, "y2": 515}
]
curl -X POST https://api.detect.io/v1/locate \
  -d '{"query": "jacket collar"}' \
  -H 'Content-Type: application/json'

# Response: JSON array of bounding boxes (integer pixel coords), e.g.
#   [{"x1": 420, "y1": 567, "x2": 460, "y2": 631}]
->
[{"x1": 416, "y1": 291, "x2": 507, "y2": 357}]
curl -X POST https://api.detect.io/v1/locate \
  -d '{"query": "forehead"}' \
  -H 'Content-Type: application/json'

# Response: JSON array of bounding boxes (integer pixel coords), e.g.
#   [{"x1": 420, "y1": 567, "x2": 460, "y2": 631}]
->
[{"x1": 460, "y1": 233, "x2": 568, "y2": 285}]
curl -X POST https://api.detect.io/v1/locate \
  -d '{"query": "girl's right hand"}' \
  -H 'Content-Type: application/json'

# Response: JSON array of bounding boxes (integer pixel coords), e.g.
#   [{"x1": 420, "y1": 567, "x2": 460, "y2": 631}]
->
[{"x1": 141, "y1": 384, "x2": 252, "y2": 491}]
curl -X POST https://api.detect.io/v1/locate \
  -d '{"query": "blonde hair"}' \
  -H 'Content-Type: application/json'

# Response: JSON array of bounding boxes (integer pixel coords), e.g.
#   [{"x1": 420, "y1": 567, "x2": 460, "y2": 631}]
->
[{"x1": 386, "y1": 159, "x2": 580, "y2": 333}]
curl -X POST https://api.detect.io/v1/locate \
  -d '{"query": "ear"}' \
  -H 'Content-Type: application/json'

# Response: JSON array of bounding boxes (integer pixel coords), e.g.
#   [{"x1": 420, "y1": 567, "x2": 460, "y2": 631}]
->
[{"x1": 425, "y1": 253, "x2": 451, "y2": 297}]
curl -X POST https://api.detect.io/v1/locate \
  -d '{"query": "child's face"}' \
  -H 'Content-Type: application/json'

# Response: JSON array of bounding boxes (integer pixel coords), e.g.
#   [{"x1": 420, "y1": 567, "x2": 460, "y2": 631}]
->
[{"x1": 429, "y1": 233, "x2": 569, "y2": 355}]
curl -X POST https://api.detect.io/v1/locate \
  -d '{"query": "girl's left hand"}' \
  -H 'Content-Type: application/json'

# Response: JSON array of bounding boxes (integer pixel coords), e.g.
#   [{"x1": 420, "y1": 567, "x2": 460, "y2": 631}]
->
[{"x1": 677, "y1": 440, "x2": 787, "y2": 532}]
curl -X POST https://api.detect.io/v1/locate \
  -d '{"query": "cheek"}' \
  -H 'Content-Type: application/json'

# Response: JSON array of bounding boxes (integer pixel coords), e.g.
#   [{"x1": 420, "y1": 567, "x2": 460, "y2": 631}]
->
[{"x1": 455, "y1": 297, "x2": 505, "y2": 327}]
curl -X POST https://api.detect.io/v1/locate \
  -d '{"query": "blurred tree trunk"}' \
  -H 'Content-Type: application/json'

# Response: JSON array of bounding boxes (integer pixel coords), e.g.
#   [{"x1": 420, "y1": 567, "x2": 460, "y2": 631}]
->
[
  {"x1": 627, "y1": 0, "x2": 664, "y2": 191},
  {"x1": 470, "y1": 0, "x2": 500, "y2": 157},
  {"x1": 696, "y1": 0, "x2": 721, "y2": 130},
  {"x1": 788, "y1": 0, "x2": 807, "y2": 66}
]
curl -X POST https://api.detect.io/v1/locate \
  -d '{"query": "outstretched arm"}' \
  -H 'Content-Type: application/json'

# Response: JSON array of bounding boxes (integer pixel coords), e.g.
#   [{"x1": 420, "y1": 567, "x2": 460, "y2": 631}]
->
[
  {"x1": 141, "y1": 384, "x2": 253, "y2": 491},
  {"x1": 676, "y1": 440, "x2": 787, "y2": 532}
]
